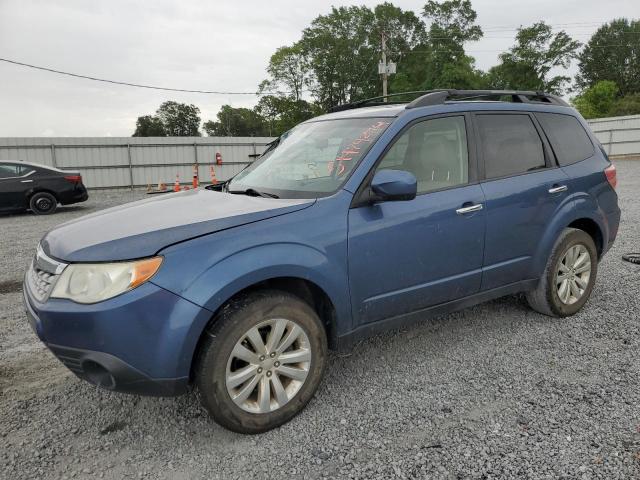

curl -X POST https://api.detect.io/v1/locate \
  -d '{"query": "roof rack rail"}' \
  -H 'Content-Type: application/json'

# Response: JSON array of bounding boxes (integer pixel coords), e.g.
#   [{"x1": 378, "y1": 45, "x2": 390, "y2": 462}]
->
[
  {"x1": 405, "y1": 89, "x2": 569, "y2": 108},
  {"x1": 328, "y1": 91, "x2": 437, "y2": 113}
]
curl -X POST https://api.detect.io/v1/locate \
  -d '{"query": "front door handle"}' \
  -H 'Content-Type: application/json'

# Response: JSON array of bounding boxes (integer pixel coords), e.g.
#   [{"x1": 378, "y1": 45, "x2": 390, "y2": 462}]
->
[
  {"x1": 456, "y1": 203, "x2": 483, "y2": 215},
  {"x1": 548, "y1": 185, "x2": 568, "y2": 194},
  {"x1": 21, "y1": 179, "x2": 34, "y2": 183}
]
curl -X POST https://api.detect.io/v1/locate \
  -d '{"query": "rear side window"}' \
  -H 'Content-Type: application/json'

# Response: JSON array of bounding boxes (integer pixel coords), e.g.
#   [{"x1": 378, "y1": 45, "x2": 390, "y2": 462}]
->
[
  {"x1": 476, "y1": 114, "x2": 545, "y2": 179},
  {"x1": 536, "y1": 113, "x2": 594, "y2": 166},
  {"x1": 0, "y1": 164, "x2": 23, "y2": 178}
]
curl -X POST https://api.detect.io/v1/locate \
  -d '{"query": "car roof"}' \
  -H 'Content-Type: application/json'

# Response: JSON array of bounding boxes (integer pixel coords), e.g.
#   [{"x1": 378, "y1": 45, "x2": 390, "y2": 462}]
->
[
  {"x1": 0, "y1": 160, "x2": 69, "y2": 172},
  {"x1": 306, "y1": 100, "x2": 576, "y2": 123}
]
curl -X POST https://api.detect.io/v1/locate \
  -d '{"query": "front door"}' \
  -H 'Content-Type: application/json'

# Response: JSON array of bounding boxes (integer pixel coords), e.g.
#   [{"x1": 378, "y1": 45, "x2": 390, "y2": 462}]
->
[{"x1": 348, "y1": 115, "x2": 486, "y2": 326}]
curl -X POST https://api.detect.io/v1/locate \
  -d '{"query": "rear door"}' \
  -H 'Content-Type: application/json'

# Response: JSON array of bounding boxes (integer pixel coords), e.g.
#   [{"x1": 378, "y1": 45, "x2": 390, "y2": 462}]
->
[
  {"x1": 348, "y1": 114, "x2": 486, "y2": 326},
  {"x1": 0, "y1": 163, "x2": 34, "y2": 211},
  {"x1": 473, "y1": 112, "x2": 571, "y2": 290}
]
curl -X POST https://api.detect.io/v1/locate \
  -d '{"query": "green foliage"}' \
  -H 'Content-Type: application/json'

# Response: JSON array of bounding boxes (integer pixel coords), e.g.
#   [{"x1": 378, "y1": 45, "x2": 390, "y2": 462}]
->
[
  {"x1": 487, "y1": 22, "x2": 580, "y2": 94},
  {"x1": 132, "y1": 115, "x2": 166, "y2": 137},
  {"x1": 202, "y1": 106, "x2": 268, "y2": 137},
  {"x1": 255, "y1": 96, "x2": 320, "y2": 136},
  {"x1": 393, "y1": 0, "x2": 485, "y2": 92},
  {"x1": 609, "y1": 94, "x2": 640, "y2": 117},
  {"x1": 132, "y1": 101, "x2": 201, "y2": 137},
  {"x1": 262, "y1": 44, "x2": 310, "y2": 101},
  {"x1": 295, "y1": 3, "x2": 425, "y2": 109},
  {"x1": 571, "y1": 81, "x2": 619, "y2": 119},
  {"x1": 572, "y1": 81, "x2": 640, "y2": 119},
  {"x1": 577, "y1": 18, "x2": 640, "y2": 96}
]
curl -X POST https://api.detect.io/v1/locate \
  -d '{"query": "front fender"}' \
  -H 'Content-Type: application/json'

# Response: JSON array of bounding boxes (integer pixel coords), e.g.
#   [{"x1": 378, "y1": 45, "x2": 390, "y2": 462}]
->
[{"x1": 185, "y1": 242, "x2": 348, "y2": 321}]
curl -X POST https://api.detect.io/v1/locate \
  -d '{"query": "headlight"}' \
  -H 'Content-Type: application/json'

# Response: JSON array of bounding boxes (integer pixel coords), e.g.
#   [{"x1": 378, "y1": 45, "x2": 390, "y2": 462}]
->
[{"x1": 50, "y1": 257, "x2": 162, "y2": 304}]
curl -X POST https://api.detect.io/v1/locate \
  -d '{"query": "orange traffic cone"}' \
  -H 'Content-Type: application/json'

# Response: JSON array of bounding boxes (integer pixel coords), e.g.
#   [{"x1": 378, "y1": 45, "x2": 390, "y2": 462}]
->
[
  {"x1": 209, "y1": 165, "x2": 218, "y2": 185},
  {"x1": 192, "y1": 164, "x2": 199, "y2": 189},
  {"x1": 173, "y1": 174, "x2": 180, "y2": 192}
]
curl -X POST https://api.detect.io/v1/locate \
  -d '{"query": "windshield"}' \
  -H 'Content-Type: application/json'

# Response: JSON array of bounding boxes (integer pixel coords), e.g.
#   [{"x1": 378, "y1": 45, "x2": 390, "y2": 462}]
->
[{"x1": 228, "y1": 118, "x2": 392, "y2": 198}]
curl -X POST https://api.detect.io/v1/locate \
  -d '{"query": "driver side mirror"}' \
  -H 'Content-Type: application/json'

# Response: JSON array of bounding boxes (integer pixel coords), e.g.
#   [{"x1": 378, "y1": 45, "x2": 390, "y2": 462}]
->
[{"x1": 370, "y1": 169, "x2": 417, "y2": 203}]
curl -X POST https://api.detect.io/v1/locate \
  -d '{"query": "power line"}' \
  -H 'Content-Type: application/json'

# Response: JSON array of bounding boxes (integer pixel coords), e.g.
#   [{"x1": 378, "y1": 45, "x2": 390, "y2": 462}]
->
[{"x1": 0, "y1": 57, "x2": 285, "y2": 95}]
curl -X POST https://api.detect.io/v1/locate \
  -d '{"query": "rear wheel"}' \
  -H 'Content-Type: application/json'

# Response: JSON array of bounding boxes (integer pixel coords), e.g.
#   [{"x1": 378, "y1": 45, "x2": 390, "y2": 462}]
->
[
  {"x1": 29, "y1": 192, "x2": 58, "y2": 215},
  {"x1": 526, "y1": 228, "x2": 598, "y2": 317},
  {"x1": 195, "y1": 290, "x2": 327, "y2": 434}
]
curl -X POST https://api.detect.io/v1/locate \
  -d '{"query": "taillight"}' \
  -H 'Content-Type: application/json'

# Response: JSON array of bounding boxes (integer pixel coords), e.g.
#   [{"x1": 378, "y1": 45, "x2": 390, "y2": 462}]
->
[
  {"x1": 64, "y1": 175, "x2": 82, "y2": 183},
  {"x1": 604, "y1": 164, "x2": 617, "y2": 190}
]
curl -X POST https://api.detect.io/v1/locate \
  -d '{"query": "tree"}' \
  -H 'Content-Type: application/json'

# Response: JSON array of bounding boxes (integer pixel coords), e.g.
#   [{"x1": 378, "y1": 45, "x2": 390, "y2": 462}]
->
[
  {"x1": 576, "y1": 18, "x2": 640, "y2": 96},
  {"x1": 571, "y1": 80, "x2": 619, "y2": 118},
  {"x1": 394, "y1": 0, "x2": 485, "y2": 92},
  {"x1": 155, "y1": 101, "x2": 201, "y2": 137},
  {"x1": 297, "y1": 4, "x2": 425, "y2": 109},
  {"x1": 132, "y1": 115, "x2": 166, "y2": 137},
  {"x1": 262, "y1": 45, "x2": 310, "y2": 101},
  {"x1": 572, "y1": 80, "x2": 640, "y2": 118},
  {"x1": 609, "y1": 94, "x2": 640, "y2": 117},
  {"x1": 255, "y1": 96, "x2": 320, "y2": 136},
  {"x1": 132, "y1": 101, "x2": 201, "y2": 137},
  {"x1": 202, "y1": 105, "x2": 268, "y2": 137},
  {"x1": 487, "y1": 22, "x2": 580, "y2": 94}
]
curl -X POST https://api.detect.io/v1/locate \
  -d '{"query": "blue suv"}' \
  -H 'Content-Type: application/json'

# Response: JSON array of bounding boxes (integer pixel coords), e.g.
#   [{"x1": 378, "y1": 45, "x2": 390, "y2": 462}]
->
[{"x1": 24, "y1": 90, "x2": 620, "y2": 433}]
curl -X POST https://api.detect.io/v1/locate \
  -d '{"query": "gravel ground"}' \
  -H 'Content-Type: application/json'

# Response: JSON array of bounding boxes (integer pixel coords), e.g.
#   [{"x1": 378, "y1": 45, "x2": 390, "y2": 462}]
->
[{"x1": 1, "y1": 163, "x2": 639, "y2": 480}]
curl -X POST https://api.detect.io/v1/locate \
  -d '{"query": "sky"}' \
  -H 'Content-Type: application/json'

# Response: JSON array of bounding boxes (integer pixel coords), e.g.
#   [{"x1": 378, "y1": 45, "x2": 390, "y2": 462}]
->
[{"x1": 0, "y1": 0, "x2": 637, "y2": 137}]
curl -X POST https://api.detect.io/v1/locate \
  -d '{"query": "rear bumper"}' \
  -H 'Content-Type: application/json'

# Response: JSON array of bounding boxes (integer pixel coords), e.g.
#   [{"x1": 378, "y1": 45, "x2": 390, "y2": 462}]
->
[
  {"x1": 23, "y1": 279, "x2": 211, "y2": 397},
  {"x1": 603, "y1": 205, "x2": 621, "y2": 256},
  {"x1": 59, "y1": 185, "x2": 88, "y2": 205}
]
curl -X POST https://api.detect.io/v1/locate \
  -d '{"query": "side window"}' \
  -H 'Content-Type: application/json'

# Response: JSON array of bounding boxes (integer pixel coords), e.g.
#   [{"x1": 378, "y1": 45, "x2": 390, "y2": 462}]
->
[
  {"x1": 476, "y1": 114, "x2": 545, "y2": 179},
  {"x1": 536, "y1": 113, "x2": 594, "y2": 166},
  {"x1": 376, "y1": 116, "x2": 469, "y2": 194},
  {"x1": 0, "y1": 164, "x2": 22, "y2": 179}
]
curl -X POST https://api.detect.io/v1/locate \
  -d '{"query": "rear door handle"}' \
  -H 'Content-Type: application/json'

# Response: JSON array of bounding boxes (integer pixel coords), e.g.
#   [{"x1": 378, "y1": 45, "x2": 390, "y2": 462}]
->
[
  {"x1": 548, "y1": 185, "x2": 568, "y2": 194},
  {"x1": 456, "y1": 203, "x2": 483, "y2": 215},
  {"x1": 21, "y1": 180, "x2": 34, "y2": 183}
]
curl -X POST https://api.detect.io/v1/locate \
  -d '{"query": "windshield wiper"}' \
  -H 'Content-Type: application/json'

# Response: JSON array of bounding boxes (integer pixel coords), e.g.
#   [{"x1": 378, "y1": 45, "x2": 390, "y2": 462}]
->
[{"x1": 228, "y1": 188, "x2": 279, "y2": 199}]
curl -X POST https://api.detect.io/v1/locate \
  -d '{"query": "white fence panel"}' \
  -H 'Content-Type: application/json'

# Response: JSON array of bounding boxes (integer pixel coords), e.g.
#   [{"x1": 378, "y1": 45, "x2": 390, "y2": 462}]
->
[{"x1": 0, "y1": 136, "x2": 274, "y2": 188}]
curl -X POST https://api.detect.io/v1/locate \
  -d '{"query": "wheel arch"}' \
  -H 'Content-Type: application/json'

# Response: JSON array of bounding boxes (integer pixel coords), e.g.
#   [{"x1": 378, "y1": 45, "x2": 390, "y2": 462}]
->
[
  {"x1": 533, "y1": 207, "x2": 607, "y2": 280},
  {"x1": 188, "y1": 275, "x2": 339, "y2": 382}
]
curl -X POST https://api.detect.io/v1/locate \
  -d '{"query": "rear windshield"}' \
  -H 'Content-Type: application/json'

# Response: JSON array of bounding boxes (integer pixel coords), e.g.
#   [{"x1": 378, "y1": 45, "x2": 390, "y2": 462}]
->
[{"x1": 228, "y1": 118, "x2": 392, "y2": 198}]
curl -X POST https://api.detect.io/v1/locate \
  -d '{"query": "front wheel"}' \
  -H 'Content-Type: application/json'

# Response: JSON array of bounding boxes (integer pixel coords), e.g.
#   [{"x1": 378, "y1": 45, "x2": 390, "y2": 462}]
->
[
  {"x1": 526, "y1": 228, "x2": 598, "y2": 317},
  {"x1": 195, "y1": 291, "x2": 327, "y2": 434}
]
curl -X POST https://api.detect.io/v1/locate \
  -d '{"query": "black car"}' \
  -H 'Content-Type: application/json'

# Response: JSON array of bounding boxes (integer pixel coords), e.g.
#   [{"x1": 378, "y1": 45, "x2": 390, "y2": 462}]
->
[{"x1": 0, "y1": 161, "x2": 88, "y2": 215}]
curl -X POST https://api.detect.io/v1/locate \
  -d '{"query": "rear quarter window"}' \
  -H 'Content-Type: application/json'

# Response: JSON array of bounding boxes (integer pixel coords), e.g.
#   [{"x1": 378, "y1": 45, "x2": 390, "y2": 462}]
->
[{"x1": 536, "y1": 113, "x2": 594, "y2": 166}]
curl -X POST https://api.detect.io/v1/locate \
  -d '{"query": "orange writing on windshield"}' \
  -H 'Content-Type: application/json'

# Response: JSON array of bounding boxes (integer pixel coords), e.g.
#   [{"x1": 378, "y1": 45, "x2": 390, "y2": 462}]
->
[{"x1": 328, "y1": 120, "x2": 390, "y2": 176}]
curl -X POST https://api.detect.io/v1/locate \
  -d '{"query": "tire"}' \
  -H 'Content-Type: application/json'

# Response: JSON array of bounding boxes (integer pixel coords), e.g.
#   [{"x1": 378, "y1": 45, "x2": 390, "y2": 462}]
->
[
  {"x1": 526, "y1": 228, "x2": 598, "y2": 317},
  {"x1": 29, "y1": 192, "x2": 58, "y2": 215},
  {"x1": 195, "y1": 290, "x2": 327, "y2": 434}
]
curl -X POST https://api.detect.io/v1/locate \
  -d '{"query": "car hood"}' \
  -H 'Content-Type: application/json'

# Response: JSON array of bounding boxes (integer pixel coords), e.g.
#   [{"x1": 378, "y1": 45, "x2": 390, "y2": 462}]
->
[{"x1": 41, "y1": 189, "x2": 314, "y2": 262}]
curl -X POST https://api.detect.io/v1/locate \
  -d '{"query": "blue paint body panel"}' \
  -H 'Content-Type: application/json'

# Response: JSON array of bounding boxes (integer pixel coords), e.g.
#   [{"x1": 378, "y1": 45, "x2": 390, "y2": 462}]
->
[{"x1": 24, "y1": 100, "x2": 621, "y2": 396}]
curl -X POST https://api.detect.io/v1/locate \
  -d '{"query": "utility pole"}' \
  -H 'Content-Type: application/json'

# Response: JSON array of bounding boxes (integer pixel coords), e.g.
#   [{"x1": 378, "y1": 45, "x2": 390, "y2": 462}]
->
[
  {"x1": 381, "y1": 32, "x2": 388, "y2": 102},
  {"x1": 378, "y1": 32, "x2": 396, "y2": 102}
]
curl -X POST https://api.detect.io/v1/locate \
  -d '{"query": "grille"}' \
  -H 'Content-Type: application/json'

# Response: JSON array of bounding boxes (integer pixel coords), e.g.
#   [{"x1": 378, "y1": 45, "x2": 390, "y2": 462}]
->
[
  {"x1": 26, "y1": 245, "x2": 67, "y2": 303},
  {"x1": 27, "y1": 262, "x2": 59, "y2": 302}
]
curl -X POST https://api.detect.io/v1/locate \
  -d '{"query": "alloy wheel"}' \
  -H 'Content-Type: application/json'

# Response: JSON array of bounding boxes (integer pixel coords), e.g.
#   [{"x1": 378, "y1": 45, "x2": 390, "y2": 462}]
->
[
  {"x1": 555, "y1": 244, "x2": 591, "y2": 305},
  {"x1": 225, "y1": 318, "x2": 311, "y2": 414}
]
